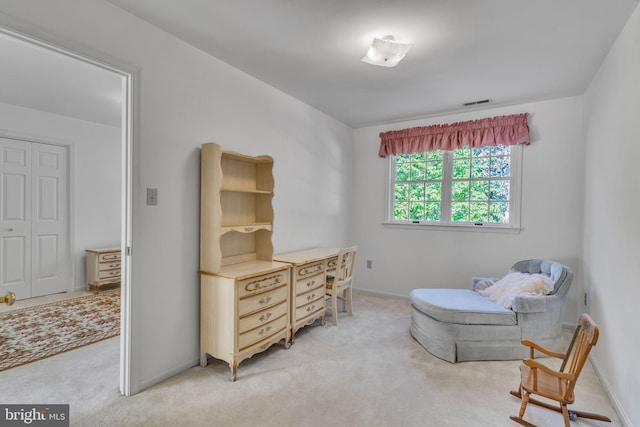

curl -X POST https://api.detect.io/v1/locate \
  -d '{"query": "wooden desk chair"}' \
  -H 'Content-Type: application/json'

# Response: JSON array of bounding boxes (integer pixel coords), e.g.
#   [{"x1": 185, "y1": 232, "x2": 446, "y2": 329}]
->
[
  {"x1": 510, "y1": 313, "x2": 611, "y2": 426},
  {"x1": 325, "y1": 246, "x2": 356, "y2": 326}
]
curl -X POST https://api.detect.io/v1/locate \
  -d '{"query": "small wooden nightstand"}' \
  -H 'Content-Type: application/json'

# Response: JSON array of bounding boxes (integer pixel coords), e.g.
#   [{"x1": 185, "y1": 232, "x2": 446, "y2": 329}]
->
[{"x1": 85, "y1": 248, "x2": 121, "y2": 293}]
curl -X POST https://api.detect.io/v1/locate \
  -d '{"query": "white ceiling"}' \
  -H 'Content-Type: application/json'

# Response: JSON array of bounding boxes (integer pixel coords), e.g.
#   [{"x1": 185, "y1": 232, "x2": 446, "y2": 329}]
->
[
  {"x1": 107, "y1": 0, "x2": 638, "y2": 127},
  {"x1": 1, "y1": 1, "x2": 637, "y2": 128},
  {"x1": 0, "y1": 31, "x2": 123, "y2": 128}
]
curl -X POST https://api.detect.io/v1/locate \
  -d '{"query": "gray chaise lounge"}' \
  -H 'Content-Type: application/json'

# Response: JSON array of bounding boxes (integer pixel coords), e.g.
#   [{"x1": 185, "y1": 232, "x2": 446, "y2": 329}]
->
[{"x1": 409, "y1": 259, "x2": 573, "y2": 363}]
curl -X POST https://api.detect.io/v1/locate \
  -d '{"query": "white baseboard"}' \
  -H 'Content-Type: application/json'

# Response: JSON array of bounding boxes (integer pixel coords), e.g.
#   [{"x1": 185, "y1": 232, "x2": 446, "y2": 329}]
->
[
  {"x1": 589, "y1": 354, "x2": 633, "y2": 427},
  {"x1": 562, "y1": 322, "x2": 575, "y2": 331},
  {"x1": 560, "y1": 322, "x2": 631, "y2": 426},
  {"x1": 353, "y1": 287, "x2": 409, "y2": 301},
  {"x1": 136, "y1": 357, "x2": 200, "y2": 394}
]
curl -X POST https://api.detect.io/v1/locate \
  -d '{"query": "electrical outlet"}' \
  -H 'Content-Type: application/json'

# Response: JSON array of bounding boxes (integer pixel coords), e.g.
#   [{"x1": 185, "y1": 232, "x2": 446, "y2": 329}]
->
[
  {"x1": 147, "y1": 188, "x2": 158, "y2": 206},
  {"x1": 366, "y1": 260, "x2": 372, "y2": 269}
]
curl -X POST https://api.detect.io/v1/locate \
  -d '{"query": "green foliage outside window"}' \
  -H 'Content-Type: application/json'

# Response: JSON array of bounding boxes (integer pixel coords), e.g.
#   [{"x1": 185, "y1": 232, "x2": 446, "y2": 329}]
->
[
  {"x1": 394, "y1": 152, "x2": 444, "y2": 221},
  {"x1": 392, "y1": 146, "x2": 512, "y2": 224}
]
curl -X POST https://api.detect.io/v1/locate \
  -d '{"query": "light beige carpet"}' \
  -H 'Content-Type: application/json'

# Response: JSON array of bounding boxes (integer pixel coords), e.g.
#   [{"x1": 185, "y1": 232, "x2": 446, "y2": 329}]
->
[{"x1": 0, "y1": 292, "x2": 621, "y2": 426}]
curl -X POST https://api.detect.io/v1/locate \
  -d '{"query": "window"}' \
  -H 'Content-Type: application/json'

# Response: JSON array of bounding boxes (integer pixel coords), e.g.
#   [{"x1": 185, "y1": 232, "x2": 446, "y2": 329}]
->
[{"x1": 388, "y1": 145, "x2": 521, "y2": 229}]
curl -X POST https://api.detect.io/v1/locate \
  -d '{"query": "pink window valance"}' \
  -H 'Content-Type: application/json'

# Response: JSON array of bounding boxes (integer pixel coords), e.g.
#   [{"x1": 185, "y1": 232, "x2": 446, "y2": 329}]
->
[{"x1": 378, "y1": 113, "x2": 530, "y2": 158}]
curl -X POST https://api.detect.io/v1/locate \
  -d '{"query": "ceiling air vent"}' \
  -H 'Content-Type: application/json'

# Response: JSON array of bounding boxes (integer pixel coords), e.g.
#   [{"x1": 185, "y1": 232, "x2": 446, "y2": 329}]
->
[{"x1": 463, "y1": 99, "x2": 492, "y2": 107}]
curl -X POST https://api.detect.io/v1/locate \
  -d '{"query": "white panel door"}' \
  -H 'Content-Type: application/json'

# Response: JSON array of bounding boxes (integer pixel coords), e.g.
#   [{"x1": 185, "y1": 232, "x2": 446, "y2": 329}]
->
[
  {"x1": 0, "y1": 138, "x2": 32, "y2": 299},
  {"x1": 31, "y1": 142, "x2": 68, "y2": 297},
  {"x1": 0, "y1": 138, "x2": 69, "y2": 300}
]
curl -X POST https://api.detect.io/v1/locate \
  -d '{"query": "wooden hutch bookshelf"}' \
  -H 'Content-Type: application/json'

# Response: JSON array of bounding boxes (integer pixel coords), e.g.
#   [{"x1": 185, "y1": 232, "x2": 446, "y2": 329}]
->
[{"x1": 199, "y1": 142, "x2": 290, "y2": 381}]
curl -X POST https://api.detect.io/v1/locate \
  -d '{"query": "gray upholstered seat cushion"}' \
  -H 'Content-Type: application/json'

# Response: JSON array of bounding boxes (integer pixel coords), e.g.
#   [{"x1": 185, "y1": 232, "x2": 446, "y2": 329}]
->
[{"x1": 410, "y1": 289, "x2": 516, "y2": 326}]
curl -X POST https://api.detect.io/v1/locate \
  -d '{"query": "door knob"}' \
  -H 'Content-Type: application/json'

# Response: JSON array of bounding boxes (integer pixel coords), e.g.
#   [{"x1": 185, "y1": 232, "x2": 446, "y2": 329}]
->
[{"x1": 2, "y1": 291, "x2": 16, "y2": 306}]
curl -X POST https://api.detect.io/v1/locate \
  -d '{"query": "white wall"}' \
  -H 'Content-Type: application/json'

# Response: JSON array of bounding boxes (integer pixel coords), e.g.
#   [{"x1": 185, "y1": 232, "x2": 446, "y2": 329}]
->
[
  {"x1": 0, "y1": 0, "x2": 353, "y2": 393},
  {"x1": 583, "y1": 5, "x2": 640, "y2": 426},
  {"x1": 3, "y1": 2, "x2": 635, "y2": 421},
  {"x1": 352, "y1": 97, "x2": 586, "y2": 325},
  {"x1": 0, "y1": 101, "x2": 121, "y2": 292}
]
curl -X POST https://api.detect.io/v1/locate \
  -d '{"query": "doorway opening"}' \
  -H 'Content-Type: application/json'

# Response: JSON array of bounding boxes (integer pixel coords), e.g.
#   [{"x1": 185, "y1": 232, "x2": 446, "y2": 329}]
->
[{"x1": 0, "y1": 26, "x2": 133, "y2": 395}]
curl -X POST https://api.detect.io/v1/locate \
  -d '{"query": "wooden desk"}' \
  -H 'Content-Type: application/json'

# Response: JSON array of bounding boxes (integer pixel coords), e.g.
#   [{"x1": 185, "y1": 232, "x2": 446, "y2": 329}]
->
[{"x1": 274, "y1": 247, "x2": 340, "y2": 340}]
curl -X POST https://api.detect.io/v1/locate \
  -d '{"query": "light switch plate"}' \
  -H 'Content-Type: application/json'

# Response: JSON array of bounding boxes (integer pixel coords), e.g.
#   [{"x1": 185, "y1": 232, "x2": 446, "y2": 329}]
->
[{"x1": 147, "y1": 188, "x2": 158, "y2": 206}]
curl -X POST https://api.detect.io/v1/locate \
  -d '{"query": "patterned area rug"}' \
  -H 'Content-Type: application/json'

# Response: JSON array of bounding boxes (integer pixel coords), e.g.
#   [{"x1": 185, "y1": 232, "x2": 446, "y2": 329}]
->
[{"x1": 0, "y1": 289, "x2": 120, "y2": 371}]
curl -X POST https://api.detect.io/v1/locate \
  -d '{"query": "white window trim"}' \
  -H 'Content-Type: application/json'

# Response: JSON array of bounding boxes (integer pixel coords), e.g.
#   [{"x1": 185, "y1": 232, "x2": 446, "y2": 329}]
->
[{"x1": 384, "y1": 145, "x2": 523, "y2": 233}]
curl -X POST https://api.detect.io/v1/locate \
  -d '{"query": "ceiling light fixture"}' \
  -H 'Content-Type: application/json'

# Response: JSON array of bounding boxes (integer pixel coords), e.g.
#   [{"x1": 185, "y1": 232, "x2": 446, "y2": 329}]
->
[{"x1": 361, "y1": 35, "x2": 412, "y2": 68}]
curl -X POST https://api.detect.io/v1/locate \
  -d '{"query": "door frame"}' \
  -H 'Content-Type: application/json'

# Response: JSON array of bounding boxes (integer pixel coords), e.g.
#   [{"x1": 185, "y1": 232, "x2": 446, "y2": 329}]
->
[{"x1": 0, "y1": 25, "x2": 135, "y2": 396}]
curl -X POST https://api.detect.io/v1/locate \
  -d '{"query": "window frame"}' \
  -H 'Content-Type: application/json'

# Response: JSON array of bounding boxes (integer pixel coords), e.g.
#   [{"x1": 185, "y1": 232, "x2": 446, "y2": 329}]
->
[{"x1": 384, "y1": 145, "x2": 523, "y2": 233}]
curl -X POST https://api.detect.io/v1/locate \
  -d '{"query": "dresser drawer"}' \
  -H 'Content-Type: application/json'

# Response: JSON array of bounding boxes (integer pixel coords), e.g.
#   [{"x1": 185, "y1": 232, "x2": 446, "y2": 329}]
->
[
  {"x1": 98, "y1": 269, "x2": 120, "y2": 279},
  {"x1": 325, "y1": 256, "x2": 338, "y2": 271},
  {"x1": 238, "y1": 284, "x2": 287, "y2": 315},
  {"x1": 99, "y1": 252, "x2": 121, "y2": 262},
  {"x1": 295, "y1": 298, "x2": 324, "y2": 320},
  {"x1": 238, "y1": 314, "x2": 288, "y2": 351},
  {"x1": 296, "y1": 261, "x2": 325, "y2": 280},
  {"x1": 99, "y1": 261, "x2": 121, "y2": 271},
  {"x1": 295, "y1": 272, "x2": 324, "y2": 295},
  {"x1": 239, "y1": 301, "x2": 287, "y2": 334},
  {"x1": 238, "y1": 270, "x2": 288, "y2": 298},
  {"x1": 295, "y1": 287, "x2": 323, "y2": 308}
]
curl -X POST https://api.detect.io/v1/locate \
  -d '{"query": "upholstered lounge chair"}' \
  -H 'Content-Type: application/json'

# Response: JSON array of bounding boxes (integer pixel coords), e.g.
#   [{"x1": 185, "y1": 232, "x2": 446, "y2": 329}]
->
[{"x1": 410, "y1": 259, "x2": 573, "y2": 363}]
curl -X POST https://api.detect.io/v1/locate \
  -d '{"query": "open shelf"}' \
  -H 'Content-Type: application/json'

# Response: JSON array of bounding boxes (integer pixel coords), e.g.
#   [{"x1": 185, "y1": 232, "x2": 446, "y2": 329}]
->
[
  {"x1": 221, "y1": 188, "x2": 273, "y2": 194},
  {"x1": 200, "y1": 142, "x2": 275, "y2": 272}
]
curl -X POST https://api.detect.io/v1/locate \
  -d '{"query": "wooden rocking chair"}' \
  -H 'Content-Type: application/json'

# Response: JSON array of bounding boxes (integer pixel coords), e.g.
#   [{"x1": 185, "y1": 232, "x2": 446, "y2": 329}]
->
[{"x1": 510, "y1": 313, "x2": 611, "y2": 426}]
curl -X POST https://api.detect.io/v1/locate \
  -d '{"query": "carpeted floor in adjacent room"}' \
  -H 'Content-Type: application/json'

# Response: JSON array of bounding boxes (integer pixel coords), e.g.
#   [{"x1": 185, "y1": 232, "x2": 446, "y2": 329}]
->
[{"x1": 0, "y1": 289, "x2": 120, "y2": 371}]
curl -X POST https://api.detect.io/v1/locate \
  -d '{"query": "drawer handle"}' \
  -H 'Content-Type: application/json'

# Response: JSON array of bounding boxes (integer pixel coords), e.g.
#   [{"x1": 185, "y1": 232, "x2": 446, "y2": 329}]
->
[
  {"x1": 299, "y1": 264, "x2": 323, "y2": 277},
  {"x1": 305, "y1": 280, "x2": 316, "y2": 288},
  {"x1": 259, "y1": 296, "x2": 272, "y2": 305},
  {"x1": 108, "y1": 263, "x2": 119, "y2": 268},
  {"x1": 245, "y1": 274, "x2": 284, "y2": 293},
  {"x1": 259, "y1": 312, "x2": 272, "y2": 322},
  {"x1": 306, "y1": 293, "x2": 316, "y2": 301},
  {"x1": 244, "y1": 227, "x2": 255, "y2": 232},
  {"x1": 306, "y1": 305, "x2": 316, "y2": 313},
  {"x1": 259, "y1": 326, "x2": 272, "y2": 336}
]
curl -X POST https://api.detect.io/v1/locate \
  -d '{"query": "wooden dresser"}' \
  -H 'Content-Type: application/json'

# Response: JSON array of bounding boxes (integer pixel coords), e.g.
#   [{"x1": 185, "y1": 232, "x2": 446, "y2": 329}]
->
[
  {"x1": 200, "y1": 261, "x2": 290, "y2": 381},
  {"x1": 199, "y1": 142, "x2": 291, "y2": 381},
  {"x1": 85, "y1": 247, "x2": 121, "y2": 293},
  {"x1": 274, "y1": 247, "x2": 339, "y2": 341}
]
